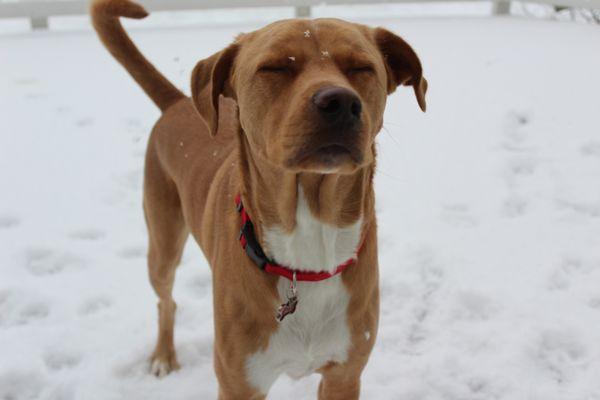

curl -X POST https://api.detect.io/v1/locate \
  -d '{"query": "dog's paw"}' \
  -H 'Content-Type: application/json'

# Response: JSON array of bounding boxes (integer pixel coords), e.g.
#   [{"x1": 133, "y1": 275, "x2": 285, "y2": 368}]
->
[{"x1": 150, "y1": 354, "x2": 180, "y2": 378}]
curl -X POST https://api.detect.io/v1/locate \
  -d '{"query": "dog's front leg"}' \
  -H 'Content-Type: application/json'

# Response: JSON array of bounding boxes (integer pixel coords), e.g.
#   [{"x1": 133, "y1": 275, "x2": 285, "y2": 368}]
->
[
  {"x1": 318, "y1": 366, "x2": 362, "y2": 400},
  {"x1": 214, "y1": 355, "x2": 267, "y2": 400},
  {"x1": 217, "y1": 387, "x2": 265, "y2": 400},
  {"x1": 317, "y1": 322, "x2": 376, "y2": 400}
]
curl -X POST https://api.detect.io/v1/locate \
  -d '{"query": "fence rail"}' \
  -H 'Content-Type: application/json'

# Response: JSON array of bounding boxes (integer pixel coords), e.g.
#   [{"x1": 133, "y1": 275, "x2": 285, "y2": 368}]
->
[{"x1": 1, "y1": 0, "x2": 600, "y2": 29}]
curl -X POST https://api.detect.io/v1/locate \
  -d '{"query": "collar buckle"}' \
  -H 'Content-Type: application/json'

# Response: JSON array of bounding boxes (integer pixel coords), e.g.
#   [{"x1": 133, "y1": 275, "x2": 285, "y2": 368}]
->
[{"x1": 239, "y1": 219, "x2": 269, "y2": 270}]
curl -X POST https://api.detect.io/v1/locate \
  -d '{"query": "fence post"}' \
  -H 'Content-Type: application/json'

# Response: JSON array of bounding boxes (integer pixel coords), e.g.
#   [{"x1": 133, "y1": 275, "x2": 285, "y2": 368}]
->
[
  {"x1": 30, "y1": 16, "x2": 49, "y2": 29},
  {"x1": 295, "y1": 5, "x2": 311, "y2": 17},
  {"x1": 493, "y1": 0, "x2": 511, "y2": 15}
]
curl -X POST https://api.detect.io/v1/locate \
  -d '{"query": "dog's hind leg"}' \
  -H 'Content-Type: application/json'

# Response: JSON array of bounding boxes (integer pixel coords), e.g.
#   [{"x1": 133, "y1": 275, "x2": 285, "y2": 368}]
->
[{"x1": 143, "y1": 145, "x2": 188, "y2": 377}]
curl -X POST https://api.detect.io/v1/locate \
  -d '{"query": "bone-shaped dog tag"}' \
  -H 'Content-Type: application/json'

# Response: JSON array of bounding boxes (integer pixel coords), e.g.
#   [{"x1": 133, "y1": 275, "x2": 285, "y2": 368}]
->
[
  {"x1": 276, "y1": 272, "x2": 298, "y2": 322},
  {"x1": 276, "y1": 295, "x2": 298, "y2": 322}
]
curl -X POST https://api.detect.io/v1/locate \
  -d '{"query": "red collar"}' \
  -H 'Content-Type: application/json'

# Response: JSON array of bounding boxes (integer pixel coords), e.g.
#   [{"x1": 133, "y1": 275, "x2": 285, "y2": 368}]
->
[{"x1": 235, "y1": 194, "x2": 361, "y2": 282}]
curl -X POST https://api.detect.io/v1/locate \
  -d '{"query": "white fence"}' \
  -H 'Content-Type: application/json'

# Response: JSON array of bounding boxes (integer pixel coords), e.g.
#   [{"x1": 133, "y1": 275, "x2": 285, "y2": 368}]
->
[{"x1": 1, "y1": 0, "x2": 599, "y2": 29}]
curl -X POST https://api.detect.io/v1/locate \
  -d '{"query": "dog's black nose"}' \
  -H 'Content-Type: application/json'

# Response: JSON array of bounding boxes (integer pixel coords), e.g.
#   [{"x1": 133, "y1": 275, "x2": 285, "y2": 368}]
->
[{"x1": 313, "y1": 87, "x2": 362, "y2": 124}]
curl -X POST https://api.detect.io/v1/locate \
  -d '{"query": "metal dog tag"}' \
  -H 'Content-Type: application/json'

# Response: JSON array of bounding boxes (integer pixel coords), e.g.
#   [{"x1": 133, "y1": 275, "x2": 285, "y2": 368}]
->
[{"x1": 276, "y1": 272, "x2": 298, "y2": 322}]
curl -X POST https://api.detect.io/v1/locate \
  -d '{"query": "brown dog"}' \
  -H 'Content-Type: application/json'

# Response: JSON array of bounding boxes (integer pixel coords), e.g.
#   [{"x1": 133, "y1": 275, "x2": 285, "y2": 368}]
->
[{"x1": 91, "y1": 1, "x2": 426, "y2": 398}]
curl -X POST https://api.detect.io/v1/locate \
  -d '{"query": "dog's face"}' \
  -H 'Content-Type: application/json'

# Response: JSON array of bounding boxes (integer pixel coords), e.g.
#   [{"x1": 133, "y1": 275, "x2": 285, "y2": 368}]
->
[{"x1": 192, "y1": 19, "x2": 427, "y2": 174}]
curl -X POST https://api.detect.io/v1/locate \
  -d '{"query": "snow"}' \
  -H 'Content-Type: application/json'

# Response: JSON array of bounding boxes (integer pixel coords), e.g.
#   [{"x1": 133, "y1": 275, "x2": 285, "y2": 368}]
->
[{"x1": 1, "y1": 12, "x2": 600, "y2": 400}]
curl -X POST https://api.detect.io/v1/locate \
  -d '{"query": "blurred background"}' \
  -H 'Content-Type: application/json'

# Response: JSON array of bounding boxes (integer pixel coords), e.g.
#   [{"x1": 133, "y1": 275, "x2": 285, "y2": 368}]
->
[
  {"x1": 2, "y1": 0, "x2": 600, "y2": 32},
  {"x1": 1, "y1": 1, "x2": 599, "y2": 399}
]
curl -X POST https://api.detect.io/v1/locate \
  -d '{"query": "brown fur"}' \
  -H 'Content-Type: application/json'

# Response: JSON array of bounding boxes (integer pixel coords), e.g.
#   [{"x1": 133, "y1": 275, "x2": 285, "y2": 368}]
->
[{"x1": 90, "y1": 1, "x2": 426, "y2": 398}]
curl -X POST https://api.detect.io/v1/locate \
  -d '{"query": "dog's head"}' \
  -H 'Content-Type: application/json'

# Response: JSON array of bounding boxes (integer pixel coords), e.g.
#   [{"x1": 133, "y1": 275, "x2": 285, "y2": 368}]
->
[{"x1": 191, "y1": 19, "x2": 427, "y2": 174}]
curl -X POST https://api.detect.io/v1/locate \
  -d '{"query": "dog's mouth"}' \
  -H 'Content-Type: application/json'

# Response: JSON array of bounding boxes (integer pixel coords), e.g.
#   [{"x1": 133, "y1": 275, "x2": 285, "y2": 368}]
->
[
  {"x1": 315, "y1": 144, "x2": 351, "y2": 157},
  {"x1": 287, "y1": 141, "x2": 364, "y2": 173}
]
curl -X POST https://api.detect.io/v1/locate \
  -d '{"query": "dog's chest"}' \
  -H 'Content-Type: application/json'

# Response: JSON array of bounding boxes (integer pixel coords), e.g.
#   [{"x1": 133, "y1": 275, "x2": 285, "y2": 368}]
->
[
  {"x1": 245, "y1": 190, "x2": 361, "y2": 393},
  {"x1": 262, "y1": 188, "x2": 363, "y2": 274},
  {"x1": 247, "y1": 278, "x2": 351, "y2": 393}
]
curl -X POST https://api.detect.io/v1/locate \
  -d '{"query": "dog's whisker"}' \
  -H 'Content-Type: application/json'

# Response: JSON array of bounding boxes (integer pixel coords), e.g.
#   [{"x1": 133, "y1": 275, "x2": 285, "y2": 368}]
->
[{"x1": 374, "y1": 166, "x2": 403, "y2": 181}]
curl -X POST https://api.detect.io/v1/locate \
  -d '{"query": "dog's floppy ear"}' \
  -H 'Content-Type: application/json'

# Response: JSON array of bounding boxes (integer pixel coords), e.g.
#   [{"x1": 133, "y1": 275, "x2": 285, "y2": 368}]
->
[
  {"x1": 374, "y1": 28, "x2": 427, "y2": 112},
  {"x1": 191, "y1": 43, "x2": 239, "y2": 136}
]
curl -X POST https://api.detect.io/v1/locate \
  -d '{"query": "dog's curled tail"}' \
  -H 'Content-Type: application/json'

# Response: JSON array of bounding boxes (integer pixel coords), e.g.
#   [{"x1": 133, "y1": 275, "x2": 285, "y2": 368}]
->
[{"x1": 90, "y1": 0, "x2": 185, "y2": 111}]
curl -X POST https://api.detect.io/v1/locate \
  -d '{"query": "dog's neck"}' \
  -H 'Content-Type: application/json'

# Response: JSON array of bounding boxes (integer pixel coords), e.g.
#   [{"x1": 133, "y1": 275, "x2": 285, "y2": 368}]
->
[{"x1": 236, "y1": 131, "x2": 374, "y2": 272}]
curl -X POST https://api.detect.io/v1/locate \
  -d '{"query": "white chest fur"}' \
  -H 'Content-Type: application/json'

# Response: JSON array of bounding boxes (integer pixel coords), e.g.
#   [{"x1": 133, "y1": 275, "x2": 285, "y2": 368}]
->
[
  {"x1": 246, "y1": 188, "x2": 362, "y2": 394},
  {"x1": 262, "y1": 188, "x2": 362, "y2": 273}
]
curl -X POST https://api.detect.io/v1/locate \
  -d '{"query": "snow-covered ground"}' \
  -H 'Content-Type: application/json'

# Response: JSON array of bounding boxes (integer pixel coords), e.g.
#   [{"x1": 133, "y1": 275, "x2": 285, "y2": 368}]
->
[{"x1": 1, "y1": 12, "x2": 600, "y2": 400}]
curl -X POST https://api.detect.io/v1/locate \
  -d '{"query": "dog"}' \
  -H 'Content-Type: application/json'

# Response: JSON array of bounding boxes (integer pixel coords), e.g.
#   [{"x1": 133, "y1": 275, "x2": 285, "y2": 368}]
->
[{"x1": 91, "y1": 1, "x2": 426, "y2": 398}]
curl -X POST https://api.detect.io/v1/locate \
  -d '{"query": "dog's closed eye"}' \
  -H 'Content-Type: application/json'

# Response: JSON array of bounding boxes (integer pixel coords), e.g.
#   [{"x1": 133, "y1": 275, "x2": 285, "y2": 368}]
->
[
  {"x1": 347, "y1": 65, "x2": 375, "y2": 75},
  {"x1": 258, "y1": 65, "x2": 291, "y2": 73}
]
